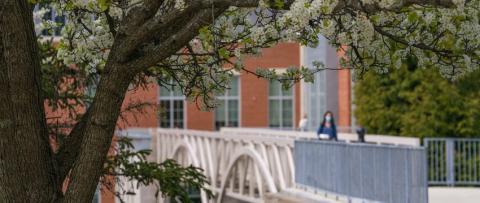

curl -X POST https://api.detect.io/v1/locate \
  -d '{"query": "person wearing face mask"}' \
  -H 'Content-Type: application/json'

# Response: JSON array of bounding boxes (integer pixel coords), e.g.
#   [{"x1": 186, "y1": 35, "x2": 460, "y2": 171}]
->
[{"x1": 316, "y1": 111, "x2": 338, "y2": 141}]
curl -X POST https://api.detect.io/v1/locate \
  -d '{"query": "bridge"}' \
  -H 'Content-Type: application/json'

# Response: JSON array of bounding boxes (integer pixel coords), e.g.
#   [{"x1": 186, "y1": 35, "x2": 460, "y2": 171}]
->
[
  {"x1": 117, "y1": 128, "x2": 425, "y2": 203},
  {"x1": 157, "y1": 128, "x2": 300, "y2": 203}
]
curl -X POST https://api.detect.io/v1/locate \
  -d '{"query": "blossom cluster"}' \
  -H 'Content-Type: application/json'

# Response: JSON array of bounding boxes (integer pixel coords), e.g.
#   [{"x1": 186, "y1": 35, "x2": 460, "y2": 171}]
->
[{"x1": 33, "y1": 0, "x2": 480, "y2": 106}]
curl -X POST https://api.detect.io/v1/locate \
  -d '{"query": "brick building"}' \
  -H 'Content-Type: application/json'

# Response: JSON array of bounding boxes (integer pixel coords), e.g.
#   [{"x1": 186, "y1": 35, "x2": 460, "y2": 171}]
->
[{"x1": 120, "y1": 38, "x2": 353, "y2": 132}]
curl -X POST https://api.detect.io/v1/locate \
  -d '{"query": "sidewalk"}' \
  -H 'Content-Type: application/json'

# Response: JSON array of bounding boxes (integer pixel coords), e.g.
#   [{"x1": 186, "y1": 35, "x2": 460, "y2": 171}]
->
[
  {"x1": 264, "y1": 188, "x2": 342, "y2": 203},
  {"x1": 429, "y1": 187, "x2": 480, "y2": 203}
]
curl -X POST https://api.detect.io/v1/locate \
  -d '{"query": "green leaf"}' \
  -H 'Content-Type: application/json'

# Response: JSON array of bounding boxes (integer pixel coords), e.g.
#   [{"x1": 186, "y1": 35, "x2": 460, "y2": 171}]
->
[
  {"x1": 407, "y1": 12, "x2": 418, "y2": 23},
  {"x1": 218, "y1": 48, "x2": 230, "y2": 59},
  {"x1": 98, "y1": 0, "x2": 112, "y2": 11},
  {"x1": 65, "y1": 1, "x2": 75, "y2": 10},
  {"x1": 370, "y1": 15, "x2": 380, "y2": 24},
  {"x1": 199, "y1": 26, "x2": 213, "y2": 43}
]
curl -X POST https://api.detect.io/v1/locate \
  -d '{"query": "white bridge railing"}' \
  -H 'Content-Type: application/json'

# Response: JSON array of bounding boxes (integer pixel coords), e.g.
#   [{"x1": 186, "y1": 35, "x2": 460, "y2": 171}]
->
[
  {"x1": 117, "y1": 127, "x2": 420, "y2": 203},
  {"x1": 154, "y1": 128, "x2": 299, "y2": 203}
]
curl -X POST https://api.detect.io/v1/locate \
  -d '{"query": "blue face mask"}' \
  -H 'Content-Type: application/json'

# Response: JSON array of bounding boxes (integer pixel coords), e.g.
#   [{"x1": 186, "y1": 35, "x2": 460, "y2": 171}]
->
[{"x1": 325, "y1": 116, "x2": 331, "y2": 121}]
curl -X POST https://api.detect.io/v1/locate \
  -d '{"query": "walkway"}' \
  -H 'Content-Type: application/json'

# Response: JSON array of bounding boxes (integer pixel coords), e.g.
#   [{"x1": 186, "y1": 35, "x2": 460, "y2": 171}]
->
[
  {"x1": 429, "y1": 187, "x2": 480, "y2": 203},
  {"x1": 117, "y1": 127, "x2": 422, "y2": 203}
]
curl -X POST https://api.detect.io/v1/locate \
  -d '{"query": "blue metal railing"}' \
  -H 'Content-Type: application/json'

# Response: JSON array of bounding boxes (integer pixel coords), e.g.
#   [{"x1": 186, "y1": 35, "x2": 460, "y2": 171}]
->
[
  {"x1": 424, "y1": 138, "x2": 480, "y2": 186},
  {"x1": 295, "y1": 140, "x2": 428, "y2": 203}
]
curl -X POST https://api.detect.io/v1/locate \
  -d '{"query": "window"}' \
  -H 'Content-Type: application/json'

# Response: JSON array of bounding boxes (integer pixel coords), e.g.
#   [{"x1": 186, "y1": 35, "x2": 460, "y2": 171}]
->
[
  {"x1": 215, "y1": 77, "x2": 240, "y2": 130},
  {"x1": 35, "y1": 5, "x2": 66, "y2": 36},
  {"x1": 304, "y1": 71, "x2": 326, "y2": 130},
  {"x1": 301, "y1": 43, "x2": 328, "y2": 131},
  {"x1": 269, "y1": 80, "x2": 293, "y2": 128},
  {"x1": 159, "y1": 82, "x2": 185, "y2": 128}
]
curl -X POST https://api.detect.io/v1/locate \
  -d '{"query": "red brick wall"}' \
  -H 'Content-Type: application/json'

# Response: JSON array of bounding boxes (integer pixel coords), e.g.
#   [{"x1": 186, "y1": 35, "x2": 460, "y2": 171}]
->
[
  {"x1": 337, "y1": 49, "x2": 351, "y2": 128},
  {"x1": 100, "y1": 177, "x2": 116, "y2": 203},
  {"x1": 337, "y1": 69, "x2": 351, "y2": 127},
  {"x1": 240, "y1": 72, "x2": 269, "y2": 127},
  {"x1": 186, "y1": 102, "x2": 214, "y2": 130},
  {"x1": 117, "y1": 82, "x2": 159, "y2": 129},
  {"x1": 243, "y1": 43, "x2": 300, "y2": 68}
]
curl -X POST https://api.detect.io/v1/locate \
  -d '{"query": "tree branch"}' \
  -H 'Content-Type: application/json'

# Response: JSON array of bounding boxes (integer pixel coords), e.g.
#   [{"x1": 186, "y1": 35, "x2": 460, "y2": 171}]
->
[
  {"x1": 373, "y1": 25, "x2": 453, "y2": 56},
  {"x1": 55, "y1": 109, "x2": 91, "y2": 183},
  {"x1": 114, "y1": 5, "x2": 200, "y2": 63},
  {"x1": 127, "y1": 7, "x2": 228, "y2": 70},
  {"x1": 62, "y1": 66, "x2": 134, "y2": 202},
  {"x1": 104, "y1": 9, "x2": 117, "y2": 37},
  {"x1": 334, "y1": 0, "x2": 457, "y2": 14},
  {"x1": 115, "y1": 0, "x2": 264, "y2": 63}
]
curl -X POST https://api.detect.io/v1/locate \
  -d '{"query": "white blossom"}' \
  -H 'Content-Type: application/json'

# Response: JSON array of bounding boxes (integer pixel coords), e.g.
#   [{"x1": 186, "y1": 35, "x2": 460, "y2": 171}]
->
[{"x1": 35, "y1": 0, "x2": 480, "y2": 88}]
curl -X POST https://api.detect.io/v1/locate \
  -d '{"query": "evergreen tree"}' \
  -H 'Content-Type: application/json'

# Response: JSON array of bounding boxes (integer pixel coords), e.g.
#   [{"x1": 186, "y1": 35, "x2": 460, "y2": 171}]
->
[{"x1": 354, "y1": 66, "x2": 480, "y2": 138}]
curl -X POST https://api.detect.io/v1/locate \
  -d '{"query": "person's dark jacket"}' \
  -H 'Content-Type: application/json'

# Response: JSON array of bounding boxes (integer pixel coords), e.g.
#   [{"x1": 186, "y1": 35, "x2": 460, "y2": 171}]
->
[{"x1": 317, "y1": 124, "x2": 337, "y2": 141}]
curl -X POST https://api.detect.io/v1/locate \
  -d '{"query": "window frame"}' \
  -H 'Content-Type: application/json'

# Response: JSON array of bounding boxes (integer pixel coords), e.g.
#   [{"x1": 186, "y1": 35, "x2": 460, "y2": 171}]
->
[
  {"x1": 268, "y1": 80, "x2": 295, "y2": 129},
  {"x1": 214, "y1": 76, "x2": 241, "y2": 130},
  {"x1": 158, "y1": 82, "x2": 186, "y2": 129}
]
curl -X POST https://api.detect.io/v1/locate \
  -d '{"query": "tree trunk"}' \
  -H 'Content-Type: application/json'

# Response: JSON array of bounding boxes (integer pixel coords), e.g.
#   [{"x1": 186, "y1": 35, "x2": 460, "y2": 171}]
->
[
  {"x1": 62, "y1": 63, "x2": 133, "y2": 202},
  {"x1": 0, "y1": 0, "x2": 57, "y2": 201}
]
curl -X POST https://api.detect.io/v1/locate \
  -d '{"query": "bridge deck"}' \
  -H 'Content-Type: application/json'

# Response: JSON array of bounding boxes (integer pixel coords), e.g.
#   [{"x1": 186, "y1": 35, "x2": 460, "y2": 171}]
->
[
  {"x1": 118, "y1": 128, "x2": 421, "y2": 203},
  {"x1": 265, "y1": 189, "x2": 341, "y2": 203}
]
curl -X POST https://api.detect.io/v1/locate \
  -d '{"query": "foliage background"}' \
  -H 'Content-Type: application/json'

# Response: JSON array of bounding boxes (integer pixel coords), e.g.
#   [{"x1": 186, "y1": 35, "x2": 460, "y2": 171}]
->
[{"x1": 354, "y1": 64, "x2": 480, "y2": 138}]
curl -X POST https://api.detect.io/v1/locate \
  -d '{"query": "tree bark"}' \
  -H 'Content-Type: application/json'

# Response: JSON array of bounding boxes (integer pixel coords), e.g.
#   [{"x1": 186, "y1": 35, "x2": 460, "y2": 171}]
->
[
  {"x1": 0, "y1": 0, "x2": 57, "y2": 201},
  {"x1": 62, "y1": 63, "x2": 133, "y2": 202}
]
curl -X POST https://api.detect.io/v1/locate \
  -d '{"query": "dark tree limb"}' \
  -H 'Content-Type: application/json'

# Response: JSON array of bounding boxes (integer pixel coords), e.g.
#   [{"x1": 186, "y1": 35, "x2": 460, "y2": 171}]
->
[
  {"x1": 334, "y1": 0, "x2": 456, "y2": 14},
  {"x1": 128, "y1": 7, "x2": 228, "y2": 69},
  {"x1": 0, "y1": 0, "x2": 57, "y2": 201}
]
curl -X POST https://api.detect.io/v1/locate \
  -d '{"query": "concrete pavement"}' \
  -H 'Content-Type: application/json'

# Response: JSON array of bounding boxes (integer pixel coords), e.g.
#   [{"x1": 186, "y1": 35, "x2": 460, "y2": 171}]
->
[{"x1": 429, "y1": 187, "x2": 480, "y2": 203}]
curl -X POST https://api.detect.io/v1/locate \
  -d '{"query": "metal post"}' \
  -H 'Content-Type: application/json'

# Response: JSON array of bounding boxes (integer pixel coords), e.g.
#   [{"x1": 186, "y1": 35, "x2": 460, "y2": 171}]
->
[{"x1": 446, "y1": 139, "x2": 455, "y2": 186}]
